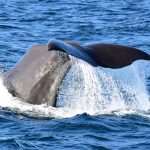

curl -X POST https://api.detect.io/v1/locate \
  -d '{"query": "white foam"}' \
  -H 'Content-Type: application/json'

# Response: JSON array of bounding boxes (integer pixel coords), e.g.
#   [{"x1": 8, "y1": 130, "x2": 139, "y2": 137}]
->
[{"x1": 0, "y1": 59, "x2": 150, "y2": 118}]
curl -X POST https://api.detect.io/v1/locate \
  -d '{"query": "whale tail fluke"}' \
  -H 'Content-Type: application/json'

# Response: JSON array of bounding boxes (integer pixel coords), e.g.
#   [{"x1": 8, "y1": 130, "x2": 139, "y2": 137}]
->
[
  {"x1": 48, "y1": 40, "x2": 150, "y2": 69},
  {"x1": 83, "y1": 44, "x2": 150, "y2": 68},
  {"x1": 135, "y1": 49, "x2": 150, "y2": 61}
]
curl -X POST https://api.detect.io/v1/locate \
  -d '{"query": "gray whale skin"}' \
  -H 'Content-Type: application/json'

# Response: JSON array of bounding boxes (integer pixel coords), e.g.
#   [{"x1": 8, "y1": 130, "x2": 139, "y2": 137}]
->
[{"x1": 3, "y1": 45, "x2": 72, "y2": 107}]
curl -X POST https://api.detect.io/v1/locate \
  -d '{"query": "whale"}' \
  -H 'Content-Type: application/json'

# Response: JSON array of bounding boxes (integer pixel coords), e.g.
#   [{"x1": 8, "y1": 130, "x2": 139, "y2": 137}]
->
[
  {"x1": 3, "y1": 45, "x2": 72, "y2": 106},
  {"x1": 3, "y1": 39, "x2": 150, "y2": 106},
  {"x1": 48, "y1": 39, "x2": 150, "y2": 68}
]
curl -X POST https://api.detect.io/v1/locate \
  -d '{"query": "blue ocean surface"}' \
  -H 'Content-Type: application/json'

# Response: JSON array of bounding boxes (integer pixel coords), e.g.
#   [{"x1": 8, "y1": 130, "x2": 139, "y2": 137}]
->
[{"x1": 0, "y1": 0, "x2": 150, "y2": 149}]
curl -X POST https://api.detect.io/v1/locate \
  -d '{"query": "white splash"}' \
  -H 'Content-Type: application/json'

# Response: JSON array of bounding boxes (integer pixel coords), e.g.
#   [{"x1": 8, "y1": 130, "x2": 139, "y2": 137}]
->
[
  {"x1": 57, "y1": 59, "x2": 150, "y2": 116},
  {"x1": 0, "y1": 58, "x2": 150, "y2": 118}
]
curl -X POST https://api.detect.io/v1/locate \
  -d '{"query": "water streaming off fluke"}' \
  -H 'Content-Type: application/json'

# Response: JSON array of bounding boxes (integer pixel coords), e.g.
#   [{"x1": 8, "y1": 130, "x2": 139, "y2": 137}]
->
[{"x1": 57, "y1": 58, "x2": 150, "y2": 115}]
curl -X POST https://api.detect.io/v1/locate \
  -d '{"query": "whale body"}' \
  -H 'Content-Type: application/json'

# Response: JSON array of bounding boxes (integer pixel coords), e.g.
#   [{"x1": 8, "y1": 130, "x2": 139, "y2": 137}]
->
[
  {"x1": 3, "y1": 39, "x2": 150, "y2": 106},
  {"x1": 3, "y1": 45, "x2": 72, "y2": 106}
]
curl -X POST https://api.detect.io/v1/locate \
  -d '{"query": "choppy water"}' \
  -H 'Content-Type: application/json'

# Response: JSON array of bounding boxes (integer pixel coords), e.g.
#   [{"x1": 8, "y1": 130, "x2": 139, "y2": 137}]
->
[{"x1": 0, "y1": 0, "x2": 150, "y2": 149}]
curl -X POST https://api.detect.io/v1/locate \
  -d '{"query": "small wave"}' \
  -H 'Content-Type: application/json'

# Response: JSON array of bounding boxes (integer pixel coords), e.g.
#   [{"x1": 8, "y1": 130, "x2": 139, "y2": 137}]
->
[{"x1": 0, "y1": 24, "x2": 21, "y2": 30}]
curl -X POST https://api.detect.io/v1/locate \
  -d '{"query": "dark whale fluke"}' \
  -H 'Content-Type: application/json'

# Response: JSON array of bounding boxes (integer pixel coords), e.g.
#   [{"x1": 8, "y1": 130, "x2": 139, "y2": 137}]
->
[
  {"x1": 83, "y1": 44, "x2": 150, "y2": 68},
  {"x1": 4, "y1": 45, "x2": 72, "y2": 106},
  {"x1": 48, "y1": 39, "x2": 150, "y2": 68}
]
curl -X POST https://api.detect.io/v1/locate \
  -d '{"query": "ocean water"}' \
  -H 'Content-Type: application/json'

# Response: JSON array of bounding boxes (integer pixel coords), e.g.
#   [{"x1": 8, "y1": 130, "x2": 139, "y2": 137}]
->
[{"x1": 0, "y1": 0, "x2": 150, "y2": 149}]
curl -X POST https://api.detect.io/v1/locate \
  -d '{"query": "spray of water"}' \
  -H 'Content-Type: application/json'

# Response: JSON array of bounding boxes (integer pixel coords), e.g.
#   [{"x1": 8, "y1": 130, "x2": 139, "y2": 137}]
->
[
  {"x1": 0, "y1": 58, "x2": 149, "y2": 118},
  {"x1": 57, "y1": 58, "x2": 150, "y2": 115}
]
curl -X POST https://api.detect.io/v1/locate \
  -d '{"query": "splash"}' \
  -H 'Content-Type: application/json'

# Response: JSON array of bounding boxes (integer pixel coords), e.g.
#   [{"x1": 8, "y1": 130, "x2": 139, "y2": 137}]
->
[
  {"x1": 0, "y1": 58, "x2": 150, "y2": 118},
  {"x1": 57, "y1": 58, "x2": 150, "y2": 116}
]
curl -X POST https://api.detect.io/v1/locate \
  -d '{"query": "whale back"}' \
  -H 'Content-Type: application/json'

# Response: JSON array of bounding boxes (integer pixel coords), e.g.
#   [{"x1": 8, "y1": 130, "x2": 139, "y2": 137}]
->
[{"x1": 4, "y1": 45, "x2": 72, "y2": 106}]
